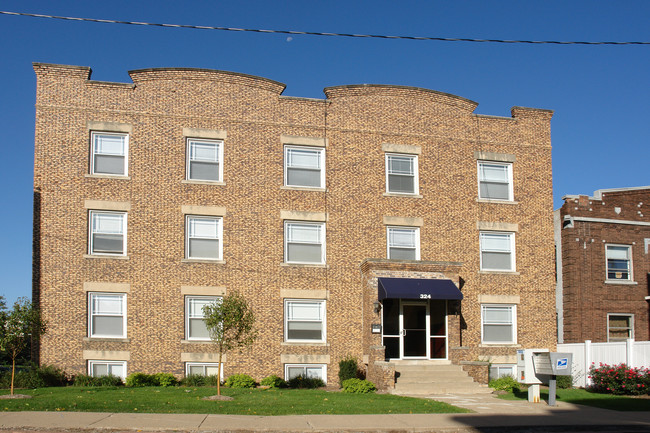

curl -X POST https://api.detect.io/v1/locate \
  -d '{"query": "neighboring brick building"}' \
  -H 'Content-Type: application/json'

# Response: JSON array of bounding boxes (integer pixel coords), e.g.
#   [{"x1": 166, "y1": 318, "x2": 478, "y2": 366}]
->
[
  {"x1": 33, "y1": 63, "x2": 556, "y2": 388},
  {"x1": 555, "y1": 187, "x2": 650, "y2": 344}
]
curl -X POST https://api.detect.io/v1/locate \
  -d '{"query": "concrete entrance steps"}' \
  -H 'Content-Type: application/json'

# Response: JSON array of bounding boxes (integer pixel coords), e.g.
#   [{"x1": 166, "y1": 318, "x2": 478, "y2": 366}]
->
[{"x1": 390, "y1": 360, "x2": 493, "y2": 395}]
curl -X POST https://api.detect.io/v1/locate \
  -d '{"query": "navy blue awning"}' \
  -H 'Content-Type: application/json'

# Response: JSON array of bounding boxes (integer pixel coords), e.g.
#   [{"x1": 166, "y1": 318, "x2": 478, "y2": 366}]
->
[{"x1": 377, "y1": 277, "x2": 463, "y2": 300}]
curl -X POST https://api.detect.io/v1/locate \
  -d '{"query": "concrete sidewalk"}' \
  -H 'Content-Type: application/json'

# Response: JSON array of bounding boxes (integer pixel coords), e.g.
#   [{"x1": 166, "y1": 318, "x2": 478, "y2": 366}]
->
[{"x1": 0, "y1": 393, "x2": 649, "y2": 432}]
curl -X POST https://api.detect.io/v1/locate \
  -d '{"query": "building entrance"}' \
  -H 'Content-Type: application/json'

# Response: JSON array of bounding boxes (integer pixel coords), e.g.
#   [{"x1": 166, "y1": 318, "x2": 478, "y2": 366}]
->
[{"x1": 382, "y1": 299, "x2": 447, "y2": 360}]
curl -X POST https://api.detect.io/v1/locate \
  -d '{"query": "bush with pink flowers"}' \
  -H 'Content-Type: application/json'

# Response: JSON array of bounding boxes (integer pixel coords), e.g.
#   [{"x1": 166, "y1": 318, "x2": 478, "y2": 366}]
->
[{"x1": 588, "y1": 363, "x2": 650, "y2": 395}]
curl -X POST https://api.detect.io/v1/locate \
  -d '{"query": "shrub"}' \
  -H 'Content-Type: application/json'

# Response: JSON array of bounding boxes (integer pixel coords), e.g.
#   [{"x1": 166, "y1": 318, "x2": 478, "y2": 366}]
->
[
  {"x1": 225, "y1": 374, "x2": 256, "y2": 388},
  {"x1": 260, "y1": 375, "x2": 287, "y2": 388},
  {"x1": 0, "y1": 364, "x2": 69, "y2": 389},
  {"x1": 73, "y1": 374, "x2": 123, "y2": 387},
  {"x1": 180, "y1": 374, "x2": 205, "y2": 387},
  {"x1": 125, "y1": 372, "x2": 156, "y2": 387},
  {"x1": 589, "y1": 363, "x2": 648, "y2": 396},
  {"x1": 338, "y1": 356, "x2": 359, "y2": 384},
  {"x1": 488, "y1": 376, "x2": 520, "y2": 393},
  {"x1": 287, "y1": 375, "x2": 325, "y2": 389},
  {"x1": 153, "y1": 372, "x2": 178, "y2": 387},
  {"x1": 341, "y1": 378, "x2": 376, "y2": 393},
  {"x1": 556, "y1": 375, "x2": 573, "y2": 389}
]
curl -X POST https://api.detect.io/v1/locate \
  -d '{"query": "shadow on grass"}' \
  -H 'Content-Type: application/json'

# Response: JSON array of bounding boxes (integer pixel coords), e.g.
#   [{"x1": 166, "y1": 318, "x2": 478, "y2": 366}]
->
[{"x1": 508, "y1": 387, "x2": 650, "y2": 411}]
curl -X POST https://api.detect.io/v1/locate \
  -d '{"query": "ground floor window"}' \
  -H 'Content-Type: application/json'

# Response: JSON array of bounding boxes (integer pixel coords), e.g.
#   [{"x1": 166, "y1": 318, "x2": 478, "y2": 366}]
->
[
  {"x1": 608, "y1": 314, "x2": 634, "y2": 342},
  {"x1": 284, "y1": 364, "x2": 326, "y2": 383},
  {"x1": 185, "y1": 362, "x2": 222, "y2": 378},
  {"x1": 88, "y1": 360, "x2": 126, "y2": 379},
  {"x1": 489, "y1": 364, "x2": 516, "y2": 380}
]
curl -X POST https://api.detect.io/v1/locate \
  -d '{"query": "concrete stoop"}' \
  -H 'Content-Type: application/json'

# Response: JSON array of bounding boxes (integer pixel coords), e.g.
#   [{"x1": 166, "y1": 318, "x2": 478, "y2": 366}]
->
[{"x1": 389, "y1": 361, "x2": 492, "y2": 395}]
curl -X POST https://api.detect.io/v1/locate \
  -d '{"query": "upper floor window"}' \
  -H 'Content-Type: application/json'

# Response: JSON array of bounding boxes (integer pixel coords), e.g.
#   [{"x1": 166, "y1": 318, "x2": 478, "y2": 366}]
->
[
  {"x1": 608, "y1": 314, "x2": 633, "y2": 342},
  {"x1": 186, "y1": 296, "x2": 221, "y2": 340},
  {"x1": 187, "y1": 139, "x2": 223, "y2": 182},
  {"x1": 186, "y1": 216, "x2": 222, "y2": 260},
  {"x1": 386, "y1": 153, "x2": 418, "y2": 195},
  {"x1": 89, "y1": 292, "x2": 126, "y2": 339},
  {"x1": 89, "y1": 211, "x2": 126, "y2": 256},
  {"x1": 481, "y1": 304, "x2": 516, "y2": 344},
  {"x1": 480, "y1": 232, "x2": 515, "y2": 272},
  {"x1": 284, "y1": 299, "x2": 326, "y2": 342},
  {"x1": 387, "y1": 226, "x2": 420, "y2": 260},
  {"x1": 91, "y1": 132, "x2": 128, "y2": 176},
  {"x1": 606, "y1": 245, "x2": 632, "y2": 281},
  {"x1": 478, "y1": 161, "x2": 512, "y2": 201},
  {"x1": 284, "y1": 221, "x2": 325, "y2": 264},
  {"x1": 284, "y1": 146, "x2": 325, "y2": 188}
]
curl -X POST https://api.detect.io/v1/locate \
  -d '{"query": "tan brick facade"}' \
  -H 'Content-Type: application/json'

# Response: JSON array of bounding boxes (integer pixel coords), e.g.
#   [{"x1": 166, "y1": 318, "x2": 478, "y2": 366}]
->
[
  {"x1": 33, "y1": 63, "x2": 556, "y2": 386},
  {"x1": 556, "y1": 187, "x2": 650, "y2": 343}
]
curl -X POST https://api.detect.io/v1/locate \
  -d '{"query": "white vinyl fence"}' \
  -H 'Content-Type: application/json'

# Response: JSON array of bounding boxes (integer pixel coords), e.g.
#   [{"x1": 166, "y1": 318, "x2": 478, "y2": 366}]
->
[{"x1": 558, "y1": 340, "x2": 650, "y2": 388}]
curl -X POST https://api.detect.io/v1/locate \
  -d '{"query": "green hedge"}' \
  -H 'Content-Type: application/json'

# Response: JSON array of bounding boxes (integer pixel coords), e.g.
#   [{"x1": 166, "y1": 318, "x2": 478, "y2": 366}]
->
[{"x1": 341, "y1": 378, "x2": 376, "y2": 393}]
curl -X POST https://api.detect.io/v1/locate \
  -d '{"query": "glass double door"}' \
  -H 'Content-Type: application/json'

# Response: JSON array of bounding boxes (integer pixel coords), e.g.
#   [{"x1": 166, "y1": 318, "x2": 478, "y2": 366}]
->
[{"x1": 382, "y1": 299, "x2": 447, "y2": 359}]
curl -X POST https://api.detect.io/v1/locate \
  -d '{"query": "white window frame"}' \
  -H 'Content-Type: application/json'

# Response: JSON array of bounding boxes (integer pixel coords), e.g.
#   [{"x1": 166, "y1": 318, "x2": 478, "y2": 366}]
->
[
  {"x1": 185, "y1": 215, "x2": 223, "y2": 260},
  {"x1": 90, "y1": 131, "x2": 129, "y2": 176},
  {"x1": 385, "y1": 153, "x2": 418, "y2": 195},
  {"x1": 284, "y1": 299, "x2": 326, "y2": 343},
  {"x1": 477, "y1": 161, "x2": 513, "y2": 201},
  {"x1": 481, "y1": 304, "x2": 517, "y2": 344},
  {"x1": 186, "y1": 138, "x2": 223, "y2": 182},
  {"x1": 89, "y1": 211, "x2": 127, "y2": 256},
  {"x1": 284, "y1": 364, "x2": 327, "y2": 383},
  {"x1": 88, "y1": 360, "x2": 127, "y2": 380},
  {"x1": 479, "y1": 231, "x2": 515, "y2": 272},
  {"x1": 88, "y1": 292, "x2": 127, "y2": 339},
  {"x1": 606, "y1": 244, "x2": 633, "y2": 281},
  {"x1": 284, "y1": 221, "x2": 326, "y2": 264},
  {"x1": 185, "y1": 362, "x2": 223, "y2": 379},
  {"x1": 607, "y1": 313, "x2": 634, "y2": 342},
  {"x1": 284, "y1": 145, "x2": 325, "y2": 189},
  {"x1": 489, "y1": 364, "x2": 516, "y2": 380},
  {"x1": 386, "y1": 226, "x2": 420, "y2": 260},
  {"x1": 185, "y1": 296, "x2": 221, "y2": 341}
]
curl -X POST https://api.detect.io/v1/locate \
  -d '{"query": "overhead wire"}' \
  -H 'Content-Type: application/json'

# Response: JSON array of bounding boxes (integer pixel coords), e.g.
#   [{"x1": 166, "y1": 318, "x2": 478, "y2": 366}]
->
[{"x1": 1, "y1": 10, "x2": 649, "y2": 45}]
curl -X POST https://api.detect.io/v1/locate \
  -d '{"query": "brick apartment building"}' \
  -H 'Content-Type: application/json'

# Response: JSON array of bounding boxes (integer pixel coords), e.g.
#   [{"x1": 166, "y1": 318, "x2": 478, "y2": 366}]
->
[
  {"x1": 555, "y1": 187, "x2": 650, "y2": 344},
  {"x1": 32, "y1": 63, "x2": 556, "y2": 389}
]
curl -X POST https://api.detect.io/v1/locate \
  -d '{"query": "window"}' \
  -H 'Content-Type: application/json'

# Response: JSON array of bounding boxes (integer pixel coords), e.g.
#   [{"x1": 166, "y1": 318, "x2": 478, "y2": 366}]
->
[
  {"x1": 478, "y1": 161, "x2": 512, "y2": 201},
  {"x1": 480, "y1": 232, "x2": 515, "y2": 272},
  {"x1": 186, "y1": 296, "x2": 221, "y2": 340},
  {"x1": 387, "y1": 226, "x2": 420, "y2": 260},
  {"x1": 284, "y1": 146, "x2": 324, "y2": 188},
  {"x1": 489, "y1": 364, "x2": 516, "y2": 380},
  {"x1": 481, "y1": 304, "x2": 516, "y2": 344},
  {"x1": 284, "y1": 221, "x2": 325, "y2": 264},
  {"x1": 91, "y1": 132, "x2": 128, "y2": 176},
  {"x1": 285, "y1": 364, "x2": 326, "y2": 382},
  {"x1": 608, "y1": 314, "x2": 633, "y2": 342},
  {"x1": 187, "y1": 138, "x2": 223, "y2": 182},
  {"x1": 88, "y1": 360, "x2": 126, "y2": 379},
  {"x1": 186, "y1": 216, "x2": 222, "y2": 260},
  {"x1": 606, "y1": 245, "x2": 632, "y2": 281},
  {"x1": 284, "y1": 300, "x2": 325, "y2": 342},
  {"x1": 386, "y1": 153, "x2": 418, "y2": 194},
  {"x1": 89, "y1": 211, "x2": 126, "y2": 255},
  {"x1": 185, "y1": 362, "x2": 222, "y2": 378},
  {"x1": 89, "y1": 293, "x2": 126, "y2": 338}
]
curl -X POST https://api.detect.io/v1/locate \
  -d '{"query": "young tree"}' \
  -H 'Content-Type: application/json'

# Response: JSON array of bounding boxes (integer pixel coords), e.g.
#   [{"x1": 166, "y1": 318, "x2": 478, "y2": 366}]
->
[
  {"x1": 202, "y1": 291, "x2": 256, "y2": 396},
  {"x1": 0, "y1": 298, "x2": 46, "y2": 395}
]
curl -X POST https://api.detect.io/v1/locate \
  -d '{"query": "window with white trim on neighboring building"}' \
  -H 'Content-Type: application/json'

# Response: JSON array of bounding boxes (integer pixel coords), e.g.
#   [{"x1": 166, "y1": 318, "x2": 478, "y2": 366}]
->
[
  {"x1": 477, "y1": 161, "x2": 513, "y2": 201},
  {"x1": 284, "y1": 299, "x2": 326, "y2": 342},
  {"x1": 606, "y1": 244, "x2": 632, "y2": 281},
  {"x1": 608, "y1": 314, "x2": 633, "y2": 342},
  {"x1": 90, "y1": 132, "x2": 128, "y2": 176},
  {"x1": 387, "y1": 226, "x2": 420, "y2": 260},
  {"x1": 88, "y1": 292, "x2": 126, "y2": 339},
  {"x1": 481, "y1": 304, "x2": 516, "y2": 344}
]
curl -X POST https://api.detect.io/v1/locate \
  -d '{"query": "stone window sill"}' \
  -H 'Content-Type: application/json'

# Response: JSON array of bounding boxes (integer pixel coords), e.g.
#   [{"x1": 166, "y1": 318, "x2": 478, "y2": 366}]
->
[
  {"x1": 182, "y1": 259, "x2": 226, "y2": 264},
  {"x1": 281, "y1": 342, "x2": 330, "y2": 347},
  {"x1": 85, "y1": 174, "x2": 131, "y2": 180},
  {"x1": 83, "y1": 337, "x2": 130, "y2": 343},
  {"x1": 281, "y1": 186, "x2": 327, "y2": 192},
  {"x1": 476, "y1": 198, "x2": 518, "y2": 205},
  {"x1": 478, "y1": 343, "x2": 521, "y2": 348},
  {"x1": 604, "y1": 280, "x2": 637, "y2": 285},
  {"x1": 478, "y1": 270, "x2": 520, "y2": 275},
  {"x1": 383, "y1": 192, "x2": 423, "y2": 198},
  {"x1": 181, "y1": 339, "x2": 213, "y2": 344},
  {"x1": 181, "y1": 180, "x2": 226, "y2": 186},
  {"x1": 281, "y1": 262, "x2": 329, "y2": 269},
  {"x1": 84, "y1": 254, "x2": 129, "y2": 260}
]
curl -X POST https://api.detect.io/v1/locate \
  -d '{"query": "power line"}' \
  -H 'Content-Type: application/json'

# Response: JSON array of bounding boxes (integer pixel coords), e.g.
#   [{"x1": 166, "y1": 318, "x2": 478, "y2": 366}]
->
[{"x1": 1, "y1": 10, "x2": 649, "y2": 46}]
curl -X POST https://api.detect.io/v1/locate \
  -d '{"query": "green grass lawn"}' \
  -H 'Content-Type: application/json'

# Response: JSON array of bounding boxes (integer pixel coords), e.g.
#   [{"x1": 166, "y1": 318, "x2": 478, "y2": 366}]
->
[
  {"x1": 499, "y1": 387, "x2": 650, "y2": 411},
  {"x1": 0, "y1": 386, "x2": 470, "y2": 415}
]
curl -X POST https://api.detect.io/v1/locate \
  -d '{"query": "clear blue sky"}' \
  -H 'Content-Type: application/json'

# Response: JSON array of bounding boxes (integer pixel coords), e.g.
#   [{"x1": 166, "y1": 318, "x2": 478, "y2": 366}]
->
[{"x1": 0, "y1": 1, "x2": 648, "y2": 305}]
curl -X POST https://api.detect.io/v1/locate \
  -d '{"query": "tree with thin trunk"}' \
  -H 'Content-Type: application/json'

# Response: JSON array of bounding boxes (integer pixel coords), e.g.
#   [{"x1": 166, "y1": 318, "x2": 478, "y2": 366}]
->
[
  {"x1": 202, "y1": 291, "x2": 256, "y2": 396},
  {"x1": 0, "y1": 297, "x2": 46, "y2": 395}
]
